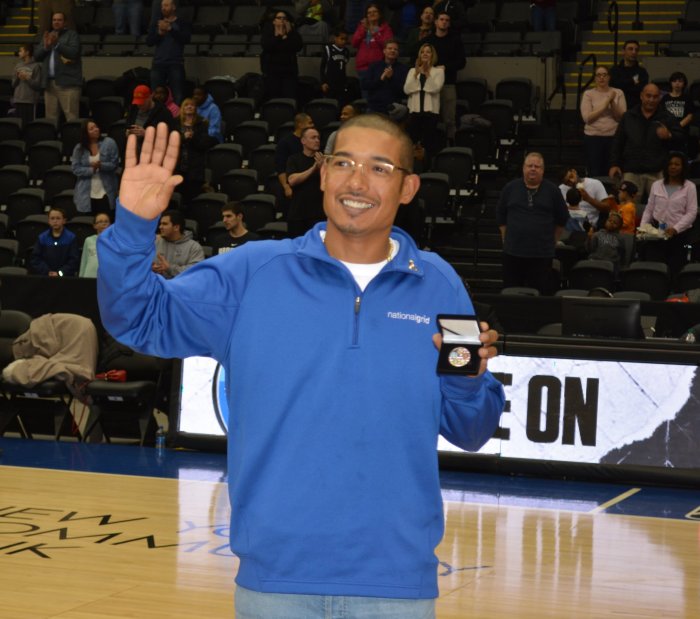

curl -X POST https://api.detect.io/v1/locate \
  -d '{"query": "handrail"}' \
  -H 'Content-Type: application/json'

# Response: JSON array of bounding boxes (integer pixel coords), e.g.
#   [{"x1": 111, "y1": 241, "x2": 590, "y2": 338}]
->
[
  {"x1": 608, "y1": 1, "x2": 619, "y2": 65},
  {"x1": 576, "y1": 53, "x2": 597, "y2": 111}
]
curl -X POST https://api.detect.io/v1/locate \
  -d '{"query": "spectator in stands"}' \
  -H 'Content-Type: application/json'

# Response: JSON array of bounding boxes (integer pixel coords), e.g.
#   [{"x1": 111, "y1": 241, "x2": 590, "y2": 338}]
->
[
  {"x1": 639, "y1": 153, "x2": 698, "y2": 277},
  {"x1": 320, "y1": 28, "x2": 350, "y2": 105},
  {"x1": 364, "y1": 39, "x2": 408, "y2": 115},
  {"x1": 387, "y1": 0, "x2": 424, "y2": 42},
  {"x1": 38, "y1": 0, "x2": 75, "y2": 33},
  {"x1": 352, "y1": 3, "x2": 394, "y2": 99},
  {"x1": 580, "y1": 65, "x2": 626, "y2": 177},
  {"x1": 559, "y1": 168, "x2": 610, "y2": 230},
  {"x1": 276, "y1": 113, "x2": 315, "y2": 215},
  {"x1": 71, "y1": 119, "x2": 120, "y2": 215},
  {"x1": 192, "y1": 86, "x2": 223, "y2": 145},
  {"x1": 609, "y1": 40, "x2": 649, "y2": 109},
  {"x1": 588, "y1": 210, "x2": 625, "y2": 276},
  {"x1": 113, "y1": 0, "x2": 142, "y2": 37},
  {"x1": 286, "y1": 126, "x2": 326, "y2": 237},
  {"x1": 173, "y1": 98, "x2": 211, "y2": 207},
  {"x1": 324, "y1": 103, "x2": 359, "y2": 154},
  {"x1": 404, "y1": 4, "x2": 434, "y2": 62},
  {"x1": 531, "y1": 0, "x2": 557, "y2": 31},
  {"x1": 11, "y1": 42, "x2": 42, "y2": 128},
  {"x1": 425, "y1": 11, "x2": 464, "y2": 145},
  {"x1": 260, "y1": 9, "x2": 304, "y2": 102},
  {"x1": 609, "y1": 83, "x2": 683, "y2": 201},
  {"x1": 404, "y1": 42, "x2": 443, "y2": 165},
  {"x1": 296, "y1": 0, "x2": 331, "y2": 43},
  {"x1": 432, "y1": 0, "x2": 467, "y2": 34},
  {"x1": 211, "y1": 203, "x2": 260, "y2": 255},
  {"x1": 35, "y1": 11, "x2": 82, "y2": 123},
  {"x1": 29, "y1": 207, "x2": 79, "y2": 277},
  {"x1": 152, "y1": 84, "x2": 179, "y2": 118},
  {"x1": 615, "y1": 180, "x2": 638, "y2": 234},
  {"x1": 146, "y1": 0, "x2": 190, "y2": 105},
  {"x1": 79, "y1": 212, "x2": 111, "y2": 278},
  {"x1": 661, "y1": 71, "x2": 696, "y2": 157},
  {"x1": 564, "y1": 187, "x2": 586, "y2": 230},
  {"x1": 497, "y1": 152, "x2": 569, "y2": 295},
  {"x1": 153, "y1": 209, "x2": 204, "y2": 278},
  {"x1": 126, "y1": 84, "x2": 173, "y2": 142}
]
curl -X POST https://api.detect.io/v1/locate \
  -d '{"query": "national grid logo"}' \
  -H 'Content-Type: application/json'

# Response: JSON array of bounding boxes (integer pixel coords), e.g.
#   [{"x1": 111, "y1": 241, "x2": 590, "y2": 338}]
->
[{"x1": 386, "y1": 311, "x2": 431, "y2": 325}]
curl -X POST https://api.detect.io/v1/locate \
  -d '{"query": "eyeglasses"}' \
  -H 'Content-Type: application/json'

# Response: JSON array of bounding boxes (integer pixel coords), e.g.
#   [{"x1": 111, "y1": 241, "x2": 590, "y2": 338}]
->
[
  {"x1": 595, "y1": 73, "x2": 609, "y2": 78},
  {"x1": 324, "y1": 155, "x2": 411, "y2": 179}
]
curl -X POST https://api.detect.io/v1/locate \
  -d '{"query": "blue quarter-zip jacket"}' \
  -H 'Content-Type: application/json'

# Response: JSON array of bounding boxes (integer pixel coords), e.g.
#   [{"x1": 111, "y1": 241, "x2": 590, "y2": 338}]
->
[{"x1": 97, "y1": 203, "x2": 505, "y2": 599}]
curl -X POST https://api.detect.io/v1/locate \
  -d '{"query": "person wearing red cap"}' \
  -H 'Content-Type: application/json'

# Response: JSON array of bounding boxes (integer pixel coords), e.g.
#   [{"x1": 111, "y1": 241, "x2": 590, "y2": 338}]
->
[{"x1": 125, "y1": 84, "x2": 173, "y2": 143}]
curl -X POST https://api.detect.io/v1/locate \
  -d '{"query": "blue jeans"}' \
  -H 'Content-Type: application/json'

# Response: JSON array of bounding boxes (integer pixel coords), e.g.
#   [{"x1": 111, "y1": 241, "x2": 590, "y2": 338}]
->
[
  {"x1": 150, "y1": 63, "x2": 186, "y2": 105},
  {"x1": 531, "y1": 6, "x2": 557, "y2": 31},
  {"x1": 234, "y1": 586, "x2": 436, "y2": 619},
  {"x1": 113, "y1": 0, "x2": 142, "y2": 36}
]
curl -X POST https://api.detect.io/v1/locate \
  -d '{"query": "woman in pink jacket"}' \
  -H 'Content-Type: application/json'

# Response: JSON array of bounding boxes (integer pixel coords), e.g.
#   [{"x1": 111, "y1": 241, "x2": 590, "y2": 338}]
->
[
  {"x1": 640, "y1": 153, "x2": 698, "y2": 276},
  {"x1": 352, "y1": 3, "x2": 393, "y2": 98}
]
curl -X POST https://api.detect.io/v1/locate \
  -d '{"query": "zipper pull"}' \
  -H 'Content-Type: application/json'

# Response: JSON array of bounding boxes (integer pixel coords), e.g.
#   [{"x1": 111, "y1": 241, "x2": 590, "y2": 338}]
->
[{"x1": 354, "y1": 296, "x2": 361, "y2": 314}]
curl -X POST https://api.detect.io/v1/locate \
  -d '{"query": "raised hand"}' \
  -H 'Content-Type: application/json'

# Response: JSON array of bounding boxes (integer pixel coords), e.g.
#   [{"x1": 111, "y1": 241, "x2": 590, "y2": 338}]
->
[{"x1": 119, "y1": 123, "x2": 182, "y2": 221}]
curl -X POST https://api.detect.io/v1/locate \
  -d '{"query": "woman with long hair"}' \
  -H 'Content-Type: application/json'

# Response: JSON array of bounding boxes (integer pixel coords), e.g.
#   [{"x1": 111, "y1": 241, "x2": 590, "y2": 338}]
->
[
  {"x1": 580, "y1": 65, "x2": 626, "y2": 176},
  {"x1": 640, "y1": 153, "x2": 698, "y2": 276},
  {"x1": 70, "y1": 119, "x2": 119, "y2": 214},
  {"x1": 173, "y1": 97, "x2": 211, "y2": 207},
  {"x1": 352, "y1": 3, "x2": 393, "y2": 98},
  {"x1": 404, "y1": 43, "x2": 444, "y2": 164}
]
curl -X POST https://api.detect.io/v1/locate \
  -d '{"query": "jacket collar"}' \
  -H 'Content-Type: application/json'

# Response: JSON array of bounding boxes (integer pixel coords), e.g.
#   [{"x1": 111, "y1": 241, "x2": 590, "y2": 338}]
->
[{"x1": 296, "y1": 222, "x2": 425, "y2": 278}]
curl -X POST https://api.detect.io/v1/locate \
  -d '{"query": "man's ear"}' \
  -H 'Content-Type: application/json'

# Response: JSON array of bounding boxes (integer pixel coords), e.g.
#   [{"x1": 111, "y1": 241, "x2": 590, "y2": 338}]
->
[{"x1": 399, "y1": 173, "x2": 420, "y2": 205}]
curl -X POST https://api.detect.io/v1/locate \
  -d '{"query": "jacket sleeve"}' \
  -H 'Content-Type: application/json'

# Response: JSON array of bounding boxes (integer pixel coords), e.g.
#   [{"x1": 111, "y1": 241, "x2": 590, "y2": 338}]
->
[
  {"x1": 62, "y1": 237, "x2": 80, "y2": 276},
  {"x1": 29, "y1": 237, "x2": 50, "y2": 275},
  {"x1": 170, "y1": 19, "x2": 191, "y2": 45},
  {"x1": 56, "y1": 29, "x2": 80, "y2": 60},
  {"x1": 99, "y1": 138, "x2": 120, "y2": 173},
  {"x1": 97, "y1": 203, "x2": 239, "y2": 361},
  {"x1": 609, "y1": 116, "x2": 626, "y2": 167},
  {"x1": 71, "y1": 146, "x2": 93, "y2": 178},
  {"x1": 439, "y1": 372, "x2": 505, "y2": 452},
  {"x1": 28, "y1": 63, "x2": 43, "y2": 91},
  {"x1": 351, "y1": 23, "x2": 366, "y2": 49},
  {"x1": 424, "y1": 67, "x2": 444, "y2": 93},
  {"x1": 675, "y1": 182, "x2": 698, "y2": 234}
]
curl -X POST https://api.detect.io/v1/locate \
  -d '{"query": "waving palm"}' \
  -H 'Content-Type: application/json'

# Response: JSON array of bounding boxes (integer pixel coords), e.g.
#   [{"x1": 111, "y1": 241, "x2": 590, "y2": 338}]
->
[{"x1": 119, "y1": 123, "x2": 183, "y2": 220}]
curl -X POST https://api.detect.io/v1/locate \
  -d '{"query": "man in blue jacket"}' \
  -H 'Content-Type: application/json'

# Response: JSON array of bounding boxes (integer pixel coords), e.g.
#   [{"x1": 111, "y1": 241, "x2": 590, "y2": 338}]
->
[
  {"x1": 97, "y1": 117, "x2": 505, "y2": 619},
  {"x1": 30, "y1": 207, "x2": 79, "y2": 276}
]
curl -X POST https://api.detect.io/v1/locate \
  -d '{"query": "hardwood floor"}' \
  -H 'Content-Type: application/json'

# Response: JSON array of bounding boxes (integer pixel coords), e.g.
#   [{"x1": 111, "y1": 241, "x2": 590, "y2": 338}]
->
[{"x1": 1, "y1": 465, "x2": 698, "y2": 618}]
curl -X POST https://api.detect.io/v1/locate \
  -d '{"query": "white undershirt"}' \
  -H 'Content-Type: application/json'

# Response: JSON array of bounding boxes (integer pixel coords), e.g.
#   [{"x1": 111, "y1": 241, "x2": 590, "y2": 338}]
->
[{"x1": 320, "y1": 230, "x2": 399, "y2": 292}]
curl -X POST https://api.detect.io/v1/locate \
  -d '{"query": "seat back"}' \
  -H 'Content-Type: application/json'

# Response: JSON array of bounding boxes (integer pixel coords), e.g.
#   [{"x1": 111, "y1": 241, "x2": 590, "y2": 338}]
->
[{"x1": 220, "y1": 169, "x2": 259, "y2": 201}]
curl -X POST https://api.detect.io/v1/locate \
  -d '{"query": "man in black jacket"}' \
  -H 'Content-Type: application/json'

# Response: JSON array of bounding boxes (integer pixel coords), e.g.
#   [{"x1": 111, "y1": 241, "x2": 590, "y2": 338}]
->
[
  {"x1": 424, "y1": 11, "x2": 465, "y2": 144},
  {"x1": 609, "y1": 40, "x2": 649, "y2": 109},
  {"x1": 146, "y1": 0, "x2": 190, "y2": 105},
  {"x1": 609, "y1": 83, "x2": 682, "y2": 200}
]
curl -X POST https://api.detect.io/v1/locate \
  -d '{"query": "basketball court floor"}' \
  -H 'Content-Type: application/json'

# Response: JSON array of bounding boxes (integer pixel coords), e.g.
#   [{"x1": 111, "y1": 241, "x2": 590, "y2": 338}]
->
[{"x1": 1, "y1": 436, "x2": 698, "y2": 618}]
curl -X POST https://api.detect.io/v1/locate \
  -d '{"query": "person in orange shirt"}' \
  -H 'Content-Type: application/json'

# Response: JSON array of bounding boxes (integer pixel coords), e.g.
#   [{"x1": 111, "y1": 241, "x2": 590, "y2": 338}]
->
[{"x1": 616, "y1": 180, "x2": 638, "y2": 234}]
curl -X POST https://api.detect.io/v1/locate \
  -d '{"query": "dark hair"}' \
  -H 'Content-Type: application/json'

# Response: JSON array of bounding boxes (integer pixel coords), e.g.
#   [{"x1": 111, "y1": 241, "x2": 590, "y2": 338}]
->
[
  {"x1": 19, "y1": 42, "x2": 34, "y2": 56},
  {"x1": 161, "y1": 209, "x2": 185, "y2": 231},
  {"x1": 332, "y1": 26, "x2": 348, "y2": 37},
  {"x1": 663, "y1": 152, "x2": 688, "y2": 184},
  {"x1": 669, "y1": 71, "x2": 688, "y2": 88},
  {"x1": 94, "y1": 212, "x2": 112, "y2": 224},
  {"x1": 435, "y1": 10, "x2": 450, "y2": 20},
  {"x1": 566, "y1": 188, "x2": 581, "y2": 206},
  {"x1": 384, "y1": 38, "x2": 400, "y2": 49},
  {"x1": 365, "y1": 3, "x2": 384, "y2": 21},
  {"x1": 48, "y1": 207, "x2": 67, "y2": 219},
  {"x1": 221, "y1": 202, "x2": 243, "y2": 216},
  {"x1": 79, "y1": 119, "x2": 99, "y2": 152},
  {"x1": 300, "y1": 126, "x2": 318, "y2": 139},
  {"x1": 622, "y1": 39, "x2": 640, "y2": 49}
]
